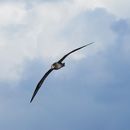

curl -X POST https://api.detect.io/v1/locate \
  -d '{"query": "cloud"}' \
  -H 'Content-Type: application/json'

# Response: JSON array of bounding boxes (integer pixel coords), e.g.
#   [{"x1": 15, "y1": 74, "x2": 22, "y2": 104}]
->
[
  {"x1": 0, "y1": 1, "x2": 95, "y2": 82},
  {"x1": 0, "y1": 0, "x2": 130, "y2": 83},
  {"x1": 0, "y1": 2, "x2": 71, "y2": 82},
  {"x1": 0, "y1": 3, "x2": 26, "y2": 25},
  {"x1": 97, "y1": 0, "x2": 130, "y2": 18},
  {"x1": 0, "y1": 0, "x2": 62, "y2": 3},
  {"x1": 71, "y1": 0, "x2": 130, "y2": 18}
]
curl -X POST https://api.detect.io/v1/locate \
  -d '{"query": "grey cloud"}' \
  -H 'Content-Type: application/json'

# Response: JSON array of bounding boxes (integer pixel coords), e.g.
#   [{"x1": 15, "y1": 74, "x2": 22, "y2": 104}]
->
[{"x1": 112, "y1": 19, "x2": 130, "y2": 36}]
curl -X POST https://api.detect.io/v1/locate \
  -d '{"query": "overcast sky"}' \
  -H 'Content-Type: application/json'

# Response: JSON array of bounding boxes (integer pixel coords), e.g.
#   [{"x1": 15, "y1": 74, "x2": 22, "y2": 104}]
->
[{"x1": 0, "y1": 0, "x2": 130, "y2": 130}]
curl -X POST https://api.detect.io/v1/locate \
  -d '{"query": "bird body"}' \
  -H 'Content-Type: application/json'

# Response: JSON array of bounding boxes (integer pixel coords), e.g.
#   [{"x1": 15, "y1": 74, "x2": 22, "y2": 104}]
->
[
  {"x1": 51, "y1": 62, "x2": 65, "y2": 70},
  {"x1": 30, "y1": 42, "x2": 94, "y2": 103}
]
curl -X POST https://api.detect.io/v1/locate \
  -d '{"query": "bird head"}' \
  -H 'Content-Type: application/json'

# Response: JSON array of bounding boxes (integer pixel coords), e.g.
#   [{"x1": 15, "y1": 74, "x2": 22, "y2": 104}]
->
[{"x1": 51, "y1": 63, "x2": 55, "y2": 69}]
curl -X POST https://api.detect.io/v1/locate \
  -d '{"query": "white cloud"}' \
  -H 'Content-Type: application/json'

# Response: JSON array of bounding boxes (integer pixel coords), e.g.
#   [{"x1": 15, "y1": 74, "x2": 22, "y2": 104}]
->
[
  {"x1": 72, "y1": 0, "x2": 130, "y2": 18},
  {"x1": 97, "y1": 0, "x2": 130, "y2": 18},
  {"x1": 0, "y1": 2, "x2": 80, "y2": 82},
  {"x1": 0, "y1": 0, "x2": 128, "y2": 82},
  {"x1": 0, "y1": 3, "x2": 26, "y2": 25}
]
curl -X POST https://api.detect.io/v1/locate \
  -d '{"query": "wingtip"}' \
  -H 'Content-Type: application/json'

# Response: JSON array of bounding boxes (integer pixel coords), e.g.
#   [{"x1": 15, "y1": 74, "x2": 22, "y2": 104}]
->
[
  {"x1": 30, "y1": 99, "x2": 32, "y2": 103},
  {"x1": 88, "y1": 42, "x2": 95, "y2": 45},
  {"x1": 30, "y1": 96, "x2": 34, "y2": 103},
  {"x1": 84, "y1": 42, "x2": 95, "y2": 47}
]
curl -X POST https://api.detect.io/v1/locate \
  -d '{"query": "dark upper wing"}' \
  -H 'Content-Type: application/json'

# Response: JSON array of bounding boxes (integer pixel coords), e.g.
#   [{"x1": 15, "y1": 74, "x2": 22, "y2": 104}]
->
[
  {"x1": 58, "y1": 42, "x2": 94, "y2": 63},
  {"x1": 30, "y1": 68, "x2": 54, "y2": 103}
]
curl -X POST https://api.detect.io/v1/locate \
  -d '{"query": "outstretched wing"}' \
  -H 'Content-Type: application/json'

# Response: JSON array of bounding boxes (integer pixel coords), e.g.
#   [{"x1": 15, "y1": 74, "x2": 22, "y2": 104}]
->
[
  {"x1": 30, "y1": 68, "x2": 54, "y2": 103},
  {"x1": 58, "y1": 42, "x2": 94, "y2": 63}
]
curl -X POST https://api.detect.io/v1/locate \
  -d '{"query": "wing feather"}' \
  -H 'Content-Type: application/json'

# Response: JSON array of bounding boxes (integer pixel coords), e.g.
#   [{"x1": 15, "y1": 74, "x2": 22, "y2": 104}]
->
[
  {"x1": 58, "y1": 42, "x2": 94, "y2": 63},
  {"x1": 30, "y1": 68, "x2": 53, "y2": 103}
]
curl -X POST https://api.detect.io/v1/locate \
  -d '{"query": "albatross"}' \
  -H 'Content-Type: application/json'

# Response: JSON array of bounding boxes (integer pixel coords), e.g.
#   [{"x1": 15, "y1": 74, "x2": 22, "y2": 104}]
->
[{"x1": 30, "y1": 42, "x2": 94, "y2": 103}]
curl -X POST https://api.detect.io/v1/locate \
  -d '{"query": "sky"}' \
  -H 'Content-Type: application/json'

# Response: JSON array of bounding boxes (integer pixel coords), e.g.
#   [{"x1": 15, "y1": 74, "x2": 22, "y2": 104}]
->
[{"x1": 0, "y1": 0, "x2": 130, "y2": 130}]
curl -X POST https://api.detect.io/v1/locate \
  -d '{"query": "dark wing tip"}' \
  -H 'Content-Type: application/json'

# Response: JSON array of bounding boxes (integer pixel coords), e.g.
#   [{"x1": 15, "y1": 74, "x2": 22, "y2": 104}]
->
[
  {"x1": 30, "y1": 97, "x2": 33, "y2": 103},
  {"x1": 30, "y1": 93, "x2": 35, "y2": 103},
  {"x1": 30, "y1": 68, "x2": 54, "y2": 103},
  {"x1": 30, "y1": 88, "x2": 38, "y2": 103},
  {"x1": 58, "y1": 42, "x2": 95, "y2": 63},
  {"x1": 84, "y1": 42, "x2": 95, "y2": 47}
]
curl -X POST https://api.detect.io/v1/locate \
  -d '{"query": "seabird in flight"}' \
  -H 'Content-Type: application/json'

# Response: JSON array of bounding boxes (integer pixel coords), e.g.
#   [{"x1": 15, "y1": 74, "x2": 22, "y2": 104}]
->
[{"x1": 30, "y1": 42, "x2": 94, "y2": 103}]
